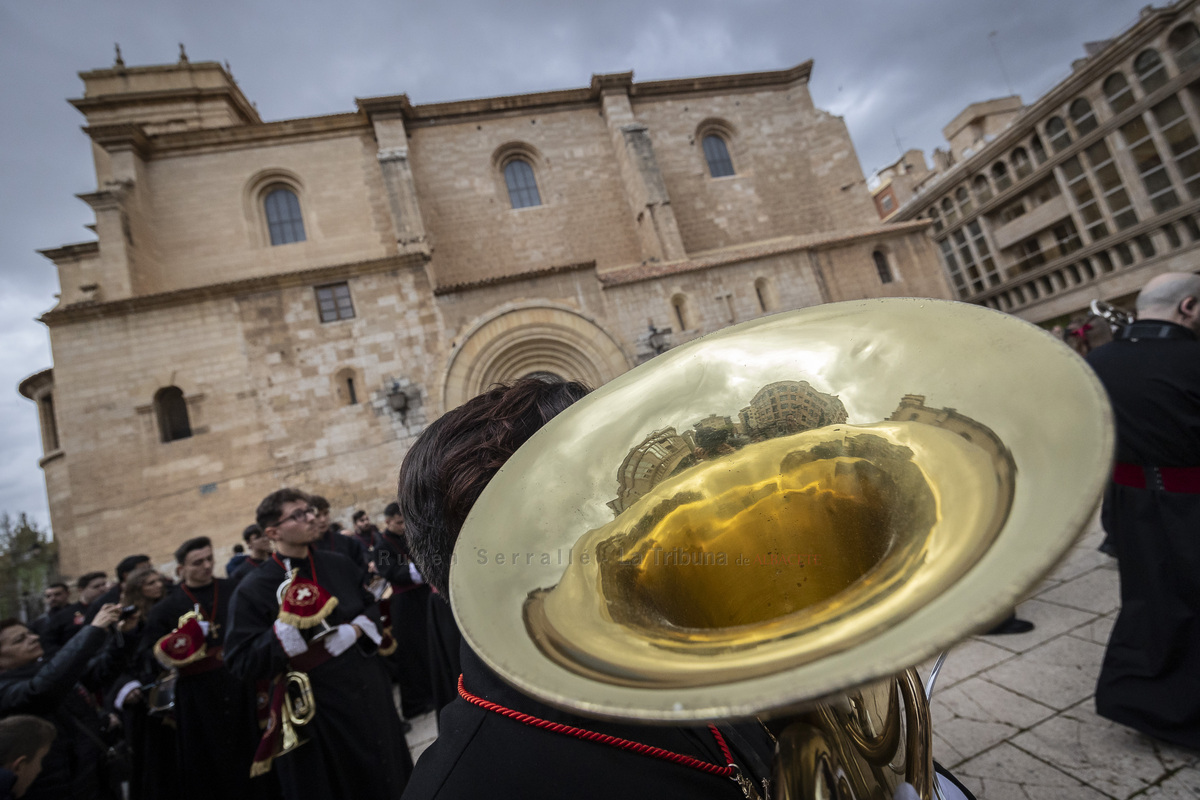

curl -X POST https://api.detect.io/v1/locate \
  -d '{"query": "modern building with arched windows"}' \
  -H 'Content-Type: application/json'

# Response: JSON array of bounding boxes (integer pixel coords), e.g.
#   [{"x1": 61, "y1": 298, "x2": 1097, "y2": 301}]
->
[{"x1": 23, "y1": 53, "x2": 946, "y2": 573}]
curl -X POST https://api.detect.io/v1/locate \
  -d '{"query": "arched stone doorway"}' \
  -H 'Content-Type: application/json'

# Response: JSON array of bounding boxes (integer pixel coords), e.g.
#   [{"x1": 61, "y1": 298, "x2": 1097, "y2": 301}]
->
[{"x1": 442, "y1": 303, "x2": 631, "y2": 411}]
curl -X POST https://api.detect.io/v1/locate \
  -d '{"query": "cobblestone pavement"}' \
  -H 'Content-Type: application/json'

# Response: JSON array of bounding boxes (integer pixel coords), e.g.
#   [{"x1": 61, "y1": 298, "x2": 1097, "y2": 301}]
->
[{"x1": 404, "y1": 514, "x2": 1200, "y2": 798}]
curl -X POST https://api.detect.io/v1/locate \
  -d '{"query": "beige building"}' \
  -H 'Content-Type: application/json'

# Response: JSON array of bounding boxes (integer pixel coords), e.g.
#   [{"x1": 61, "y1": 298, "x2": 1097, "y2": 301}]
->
[
  {"x1": 893, "y1": 0, "x2": 1200, "y2": 327},
  {"x1": 19, "y1": 53, "x2": 948, "y2": 575}
]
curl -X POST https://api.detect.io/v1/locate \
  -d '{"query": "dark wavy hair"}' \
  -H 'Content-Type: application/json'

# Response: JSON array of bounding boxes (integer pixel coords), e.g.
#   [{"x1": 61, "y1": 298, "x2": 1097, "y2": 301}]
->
[{"x1": 398, "y1": 378, "x2": 590, "y2": 598}]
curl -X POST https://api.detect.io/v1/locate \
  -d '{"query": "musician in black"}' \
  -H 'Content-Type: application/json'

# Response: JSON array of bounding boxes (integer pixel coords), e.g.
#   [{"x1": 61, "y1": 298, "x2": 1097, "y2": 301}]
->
[
  {"x1": 225, "y1": 489, "x2": 412, "y2": 800},
  {"x1": 397, "y1": 379, "x2": 778, "y2": 800},
  {"x1": 231, "y1": 524, "x2": 274, "y2": 583},
  {"x1": 375, "y1": 503, "x2": 434, "y2": 719},
  {"x1": 1087, "y1": 271, "x2": 1200, "y2": 749},
  {"x1": 140, "y1": 536, "x2": 260, "y2": 799}
]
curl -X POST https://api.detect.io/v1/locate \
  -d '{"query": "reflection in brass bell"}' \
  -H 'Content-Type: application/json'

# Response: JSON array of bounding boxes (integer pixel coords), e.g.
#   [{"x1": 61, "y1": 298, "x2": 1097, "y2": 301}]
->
[{"x1": 451, "y1": 298, "x2": 1114, "y2": 798}]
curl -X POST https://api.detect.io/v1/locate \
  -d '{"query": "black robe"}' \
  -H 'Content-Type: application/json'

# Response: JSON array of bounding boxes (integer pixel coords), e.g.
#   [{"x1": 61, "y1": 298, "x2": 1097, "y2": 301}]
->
[
  {"x1": 401, "y1": 644, "x2": 775, "y2": 800},
  {"x1": 375, "y1": 530, "x2": 433, "y2": 717},
  {"x1": 1086, "y1": 321, "x2": 1200, "y2": 749},
  {"x1": 141, "y1": 580, "x2": 262, "y2": 799},
  {"x1": 425, "y1": 592, "x2": 461, "y2": 712},
  {"x1": 225, "y1": 550, "x2": 413, "y2": 799}
]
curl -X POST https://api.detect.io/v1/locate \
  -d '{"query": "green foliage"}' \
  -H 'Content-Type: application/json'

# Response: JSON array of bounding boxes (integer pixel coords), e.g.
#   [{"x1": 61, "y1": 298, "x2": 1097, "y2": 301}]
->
[{"x1": 0, "y1": 514, "x2": 59, "y2": 620}]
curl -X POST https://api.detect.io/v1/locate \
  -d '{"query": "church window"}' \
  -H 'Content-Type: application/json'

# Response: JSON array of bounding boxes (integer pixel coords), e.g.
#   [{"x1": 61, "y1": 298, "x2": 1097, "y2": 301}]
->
[
  {"x1": 973, "y1": 174, "x2": 992, "y2": 203},
  {"x1": 503, "y1": 159, "x2": 542, "y2": 209},
  {"x1": 873, "y1": 251, "x2": 894, "y2": 284},
  {"x1": 671, "y1": 294, "x2": 692, "y2": 331},
  {"x1": 702, "y1": 135, "x2": 735, "y2": 178},
  {"x1": 956, "y1": 186, "x2": 973, "y2": 215},
  {"x1": 1030, "y1": 135, "x2": 1048, "y2": 165},
  {"x1": 154, "y1": 387, "x2": 192, "y2": 443},
  {"x1": 991, "y1": 161, "x2": 1012, "y2": 192},
  {"x1": 754, "y1": 277, "x2": 774, "y2": 312},
  {"x1": 315, "y1": 283, "x2": 355, "y2": 323},
  {"x1": 264, "y1": 186, "x2": 306, "y2": 245}
]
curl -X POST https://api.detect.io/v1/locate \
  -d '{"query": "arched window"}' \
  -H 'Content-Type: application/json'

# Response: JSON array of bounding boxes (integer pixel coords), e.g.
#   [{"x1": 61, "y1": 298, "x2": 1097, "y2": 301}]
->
[
  {"x1": 941, "y1": 196, "x2": 958, "y2": 224},
  {"x1": 956, "y1": 186, "x2": 973, "y2": 215},
  {"x1": 503, "y1": 159, "x2": 542, "y2": 209},
  {"x1": 1030, "y1": 135, "x2": 1048, "y2": 165},
  {"x1": 671, "y1": 294, "x2": 692, "y2": 331},
  {"x1": 702, "y1": 135, "x2": 735, "y2": 178},
  {"x1": 991, "y1": 161, "x2": 1012, "y2": 192},
  {"x1": 1135, "y1": 49, "x2": 1167, "y2": 94},
  {"x1": 1169, "y1": 22, "x2": 1200, "y2": 70},
  {"x1": 929, "y1": 206, "x2": 943, "y2": 233},
  {"x1": 1069, "y1": 98, "x2": 1098, "y2": 136},
  {"x1": 973, "y1": 174, "x2": 993, "y2": 203},
  {"x1": 264, "y1": 187, "x2": 306, "y2": 245},
  {"x1": 1046, "y1": 117, "x2": 1072, "y2": 153},
  {"x1": 873, "y1": 251, "x2": 894, "y2": 284},
  {"x1": 1104, "y1": 73, "x2": 1134, "y2": 115},
  {"x1": 334, "y1": 367, "x2": 359, "y2": 406},
  {"x1": 154, "y1": 387, "x2": 192, "y2": 443},
  {"x1": 1011, "y1": 148, "x2": 1032, "y2": 179}
]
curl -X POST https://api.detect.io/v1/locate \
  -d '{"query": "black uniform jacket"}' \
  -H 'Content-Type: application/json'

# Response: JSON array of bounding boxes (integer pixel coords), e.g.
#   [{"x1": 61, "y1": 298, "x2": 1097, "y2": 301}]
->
[
  {"x1": 1086, "y1": 320, "x2": 1200, "y2": 749},
  {"x1": 401, "y1": 643, "x2": 774, "y2": 800},
  {"x1": 0, "y1": 626, "x2": 132, "y2": 800}
]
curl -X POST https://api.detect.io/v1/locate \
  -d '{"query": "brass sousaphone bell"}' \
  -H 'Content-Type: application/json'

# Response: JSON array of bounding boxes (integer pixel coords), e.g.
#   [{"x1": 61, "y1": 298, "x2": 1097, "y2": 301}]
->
[{"x1": 451, "y1": 299, "x2": 1114, "y2": 799}]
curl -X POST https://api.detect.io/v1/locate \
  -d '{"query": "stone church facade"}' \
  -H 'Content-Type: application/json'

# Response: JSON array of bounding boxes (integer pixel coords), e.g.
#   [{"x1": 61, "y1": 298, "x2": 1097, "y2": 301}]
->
[{"x1": 20, "y1": 55, "x2": 948, "y2": 575}]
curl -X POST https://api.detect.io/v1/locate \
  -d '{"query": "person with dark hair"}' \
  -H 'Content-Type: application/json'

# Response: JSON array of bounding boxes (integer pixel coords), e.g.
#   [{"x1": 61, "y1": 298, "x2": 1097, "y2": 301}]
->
[
  {"x1": 396, "y1": 379, "x2": 779, "y2": 799},
  {"x1": 231, "y1": 524, "x2": 273, "y2": 583},
  {"x1": 374, "y1": 504, "x2": 434, "y2": 719},
  {"x1": 84, "y1": 556, "x2": 151, "y2": 624},
  {"x1": 27, "y1": 584, "x2": 68, "y2": 641},
  {"x1": 307, "y1": 495, "x2": 369, "y2": 572},
  {"x1": 0, "y1": 715, "x2": 57, "y2": 799},
  {"x1": 109, "y1": 566, "x2": 176, "y2": 800},
  {"x1": 226, "y1": 488, "x2": 412, "y2": 798},
  {"x1": 37, "y1": 572, "x2": 108, "y2": 656},
  {"x1": 139, "y1": 536, "x2": 260, "y2": 798},
  {"x1": 0, "y1": 604, "x2": 136, "y2": 800},
  {"x1": 225, "y1": 544, "x2": 248, "y2": 578},
  {"x1": 349, "y1": 510, "x2": 380, "y2": 553},
  {"x1": 1087, "y1": 271, "x2": 1200, "y2": 749}
]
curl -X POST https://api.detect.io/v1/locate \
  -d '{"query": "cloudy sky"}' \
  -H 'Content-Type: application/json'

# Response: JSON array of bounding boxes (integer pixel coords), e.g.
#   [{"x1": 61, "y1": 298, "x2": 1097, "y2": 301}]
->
[{"x1": 0, "y1": 0, "x2": 1151, "y2": 531}]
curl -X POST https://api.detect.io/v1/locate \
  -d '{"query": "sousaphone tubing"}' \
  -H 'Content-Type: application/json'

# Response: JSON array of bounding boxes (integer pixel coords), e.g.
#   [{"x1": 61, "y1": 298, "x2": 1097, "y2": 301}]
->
[{"x1": 451, "y1": 298, "x2": 1114, "y2": 798}]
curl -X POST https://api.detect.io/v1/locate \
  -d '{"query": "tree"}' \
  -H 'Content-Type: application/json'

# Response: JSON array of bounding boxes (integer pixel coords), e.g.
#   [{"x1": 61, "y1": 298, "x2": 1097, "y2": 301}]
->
[{"x1": 0, "y1": 513, "x2": 59, "y2": 621}]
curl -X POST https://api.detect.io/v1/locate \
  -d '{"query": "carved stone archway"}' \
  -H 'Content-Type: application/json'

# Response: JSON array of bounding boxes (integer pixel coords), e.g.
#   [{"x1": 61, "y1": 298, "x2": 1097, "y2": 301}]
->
[{"x1": 442, "y1": 303, "x2": 631, "y2": 411}]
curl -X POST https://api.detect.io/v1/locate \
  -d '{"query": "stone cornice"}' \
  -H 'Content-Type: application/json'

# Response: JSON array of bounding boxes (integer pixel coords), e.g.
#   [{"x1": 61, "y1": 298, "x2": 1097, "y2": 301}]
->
[
  {"x1": 82, "y1": 123, "x2": 151, "y2": 156},
  {"x1": 18, "y1": 368, "x2": 53, "y2": 400},
  {"x1": 144, "y1": 113, "x2": 368, "y2": 155},
  {"x1": 71, "y1": 84, "x2": 261, "y2": 125},
  {"x1": 38, "y1": 252, "x2": 428, "y2": 326},
  {"x1": 358, "y1": 62, "x2": 814, "y2": 125},
  {"x1": 433, "y1": 260, "x2": 596, "y2": 295},
  {"x1": 38, "y1": 241, "x2": 99, "y2": 263},
  {"x1": 600, "y1": 221, "x2": 929, "y2": 287}
]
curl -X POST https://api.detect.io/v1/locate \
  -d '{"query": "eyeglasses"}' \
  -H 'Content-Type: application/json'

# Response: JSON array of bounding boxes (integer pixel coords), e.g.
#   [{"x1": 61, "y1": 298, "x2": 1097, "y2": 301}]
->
[{"x1": 276, "y1": 507, "x2": 315, "y2": 526}]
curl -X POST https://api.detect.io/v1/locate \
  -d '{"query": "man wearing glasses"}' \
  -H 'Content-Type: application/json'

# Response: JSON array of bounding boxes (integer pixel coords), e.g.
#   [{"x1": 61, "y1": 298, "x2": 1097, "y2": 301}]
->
[{"x1": 225, "y1": 488, "x2": 412, "y2": 799}]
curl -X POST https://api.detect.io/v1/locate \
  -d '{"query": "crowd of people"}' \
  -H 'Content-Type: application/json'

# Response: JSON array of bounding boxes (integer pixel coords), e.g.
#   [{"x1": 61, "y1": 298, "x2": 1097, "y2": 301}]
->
[
  {"x1": 0, "y1": 273, "x2": 1197, "y2": 799},
  {"x1": 0, "y1": 492, "x2": 457, "y2": 799}
]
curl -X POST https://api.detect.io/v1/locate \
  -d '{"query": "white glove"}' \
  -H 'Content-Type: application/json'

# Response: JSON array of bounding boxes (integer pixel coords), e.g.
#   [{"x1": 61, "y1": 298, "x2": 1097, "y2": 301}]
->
[
  {"x1": 198, "y1": 620, "x2": 210, "y2": 636},
  {"x1": 273, "y1": 619, "x2": 308, "y2": 657},
  {"x1": 408, "y1": 563, "x2": 424, "y2": 585},
  {"x1": 892, "y1": 783, "x2": 920, "y2": 800},
  {"x1": 322, "y1": 624, "x2": 358, "y2": 657},
  {"x1": 351, "y1": 615, "x2": 382, "y2": 645},
  {"x1": 114, "y1": 680, "x2": 141, "y2": 711}
]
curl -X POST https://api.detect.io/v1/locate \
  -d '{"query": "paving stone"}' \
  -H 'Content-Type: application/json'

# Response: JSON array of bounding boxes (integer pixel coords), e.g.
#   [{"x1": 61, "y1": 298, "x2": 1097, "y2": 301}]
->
[
  {"x1": 1036, "y1": 567, "x2": 1120, "y2": 615},
  {"x1": 919, "y1": 638, "x2": 1015, "y2": 692},
  {"x1": 408, "y1": 709, "x2": 440, "y2": 763},
  {"x1": 928, "y1": 676, "x2": 1056, "y2": 766},
  {"x1": 977, "y1": 598, "x2": 1098, "y2": 655},
  {"x1": 1141, "y1": 765, "x2": 1200, "y2": 799},
  {"x1": 1069, "y1": 611, "x2": 1117, "y2": 647},
  {"x1": 953, "y1": 742, "x2": 1110, "y2": 800},
  {"x1": 1011, "y1": 700, "x2": 1195, "y2": 798},
  {"x1": 982, "y1": 635, "x2": 1105, "y2": 711},
  {"x1": 1047, "y1": 543, "x2": 1117, "y2": 583}
]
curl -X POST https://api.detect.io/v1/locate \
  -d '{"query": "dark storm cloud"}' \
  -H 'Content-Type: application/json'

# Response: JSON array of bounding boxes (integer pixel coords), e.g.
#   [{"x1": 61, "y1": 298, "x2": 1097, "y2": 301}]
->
[{"x1": 0, "y1": 0, "x2": 1152, "y2": 531}]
